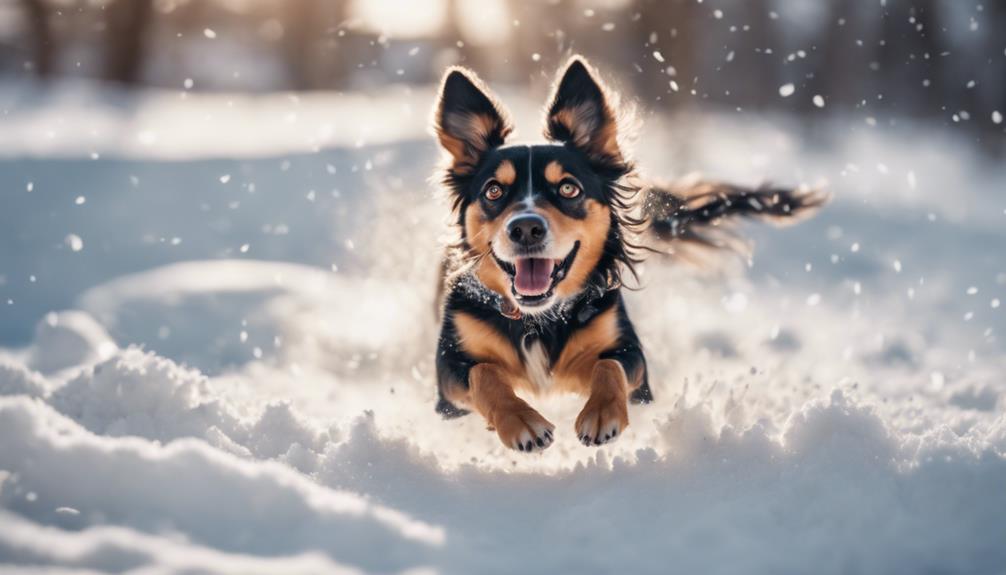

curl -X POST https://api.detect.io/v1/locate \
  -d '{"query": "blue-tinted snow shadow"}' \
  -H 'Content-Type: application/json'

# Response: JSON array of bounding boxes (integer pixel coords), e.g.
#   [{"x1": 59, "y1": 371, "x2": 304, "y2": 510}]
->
[{"x1": 0, "y1": 140, "x2": 438, "y2": 346}]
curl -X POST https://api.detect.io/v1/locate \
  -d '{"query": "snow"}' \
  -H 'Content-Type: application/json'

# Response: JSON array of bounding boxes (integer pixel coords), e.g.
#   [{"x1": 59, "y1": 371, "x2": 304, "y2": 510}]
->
[
  {"x1": 1, "y1": 82, "x2": 1005, "y2": 574},
  {"x1": 26, "y1": 311, "x2": 117, "y2": 375},
  {"x1": 0, "y1": 397, "x2": 442, "y2": 573},
  {"x1": 0, "y1": 80, "x2": 433, "y2": 159}
]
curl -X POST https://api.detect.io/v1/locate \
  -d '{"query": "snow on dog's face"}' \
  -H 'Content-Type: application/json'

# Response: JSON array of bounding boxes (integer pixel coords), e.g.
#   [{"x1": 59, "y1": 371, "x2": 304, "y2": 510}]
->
[{"x1": 434, "y1": 58, "x2": 636, "y2": 315}]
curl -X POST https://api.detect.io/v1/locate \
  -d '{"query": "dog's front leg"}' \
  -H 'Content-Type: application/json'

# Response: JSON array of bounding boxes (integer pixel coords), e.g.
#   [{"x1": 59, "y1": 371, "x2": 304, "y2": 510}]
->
[
  {"x1": 469, "y1": 363, "x2": 555, "y2": 452},
  {"x1": 575, "y1": 359, "x2": 631, "y2": 446}
]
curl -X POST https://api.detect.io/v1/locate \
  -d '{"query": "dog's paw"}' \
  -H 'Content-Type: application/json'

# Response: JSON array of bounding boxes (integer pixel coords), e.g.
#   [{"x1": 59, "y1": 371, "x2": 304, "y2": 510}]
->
[
  {"x1": 575, "y1": 392, "x2": 629, "y2": 446},
  {"x1": 493, "y1": 404, "x2": 555, "y2": 453}
]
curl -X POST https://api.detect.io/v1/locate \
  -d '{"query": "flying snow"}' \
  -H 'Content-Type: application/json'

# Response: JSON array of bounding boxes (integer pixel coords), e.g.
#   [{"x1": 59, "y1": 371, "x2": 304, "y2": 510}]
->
[{"x1": 0, "y1": 80, "x2": 1003, "y2": 575}]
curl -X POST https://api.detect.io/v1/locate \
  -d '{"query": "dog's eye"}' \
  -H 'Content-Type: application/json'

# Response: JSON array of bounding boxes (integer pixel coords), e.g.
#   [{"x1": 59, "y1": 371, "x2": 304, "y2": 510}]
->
[
  {"x1": 558, "y1": 181, "x2": 581, "y2": 199},
  {"x1": 484, "y1": 183, "x2": 504, "y2": 201}
]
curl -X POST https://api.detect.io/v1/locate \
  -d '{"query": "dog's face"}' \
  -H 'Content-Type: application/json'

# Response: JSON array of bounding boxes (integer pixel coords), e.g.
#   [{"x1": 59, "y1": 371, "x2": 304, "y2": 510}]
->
[
  {"x1": 434, "y1": 57, "x2": 633, "y2": 314},
  {"x1": 462, "y1": 144, "x2": 612, "y2": 312}
]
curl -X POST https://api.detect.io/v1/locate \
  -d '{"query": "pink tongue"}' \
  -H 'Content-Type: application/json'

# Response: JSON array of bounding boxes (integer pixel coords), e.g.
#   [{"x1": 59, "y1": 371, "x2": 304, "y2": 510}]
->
[{"x1": 514, "y1": 258, "x2": 555, "y2": 296}]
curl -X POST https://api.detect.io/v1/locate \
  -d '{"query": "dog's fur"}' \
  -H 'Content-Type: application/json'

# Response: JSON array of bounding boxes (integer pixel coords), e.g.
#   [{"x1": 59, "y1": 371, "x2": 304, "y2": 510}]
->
[{"x1": 432, "y1": 56, "x2": 825, "y2": 452}]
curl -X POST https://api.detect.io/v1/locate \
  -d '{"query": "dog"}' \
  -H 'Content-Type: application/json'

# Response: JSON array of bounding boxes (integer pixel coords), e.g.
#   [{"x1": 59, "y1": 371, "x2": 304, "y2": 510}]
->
[{"x1": 432, "y1": 56, "x2": 825, "y2": 452}]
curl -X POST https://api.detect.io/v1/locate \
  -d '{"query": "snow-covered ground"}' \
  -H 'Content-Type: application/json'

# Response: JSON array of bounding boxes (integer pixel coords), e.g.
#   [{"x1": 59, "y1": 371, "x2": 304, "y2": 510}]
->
[{"x1": 1, "y1": 81, "x2": 1004, "y2": 574}]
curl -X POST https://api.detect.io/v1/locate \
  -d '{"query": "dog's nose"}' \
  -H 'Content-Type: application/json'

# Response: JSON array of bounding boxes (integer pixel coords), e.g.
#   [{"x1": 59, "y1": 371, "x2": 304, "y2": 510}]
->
[{"x1": 507, "y1": 213, "x2": 548, "y2": 247}]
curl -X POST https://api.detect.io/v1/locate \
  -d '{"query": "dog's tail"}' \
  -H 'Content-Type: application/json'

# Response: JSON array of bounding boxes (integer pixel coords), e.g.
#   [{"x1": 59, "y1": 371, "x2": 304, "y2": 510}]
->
[{"x1": 638, "y1": 176, "x2": 828, "y2": 260}]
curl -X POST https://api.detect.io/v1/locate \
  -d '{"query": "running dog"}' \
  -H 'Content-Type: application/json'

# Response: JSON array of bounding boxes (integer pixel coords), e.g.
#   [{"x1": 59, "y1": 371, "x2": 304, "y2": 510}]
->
[{"x1": 432, "y1": 56, "x2": 824, "y2": 452}]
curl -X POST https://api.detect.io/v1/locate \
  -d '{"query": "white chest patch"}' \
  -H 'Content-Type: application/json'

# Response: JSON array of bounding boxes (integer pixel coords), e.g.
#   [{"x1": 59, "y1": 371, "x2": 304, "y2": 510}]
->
[{"x1": 522, "y1": 339, "x2": 553, "y2": 392}]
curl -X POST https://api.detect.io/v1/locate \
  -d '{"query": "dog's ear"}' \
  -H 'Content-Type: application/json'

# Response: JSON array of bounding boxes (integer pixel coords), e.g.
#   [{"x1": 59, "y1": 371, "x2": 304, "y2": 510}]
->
[
  {"x1": 434, "y1": 68, "x2": 513, "y2": 175},
  {"x1": 544, "y1": 57, "x2": 626, "y2": 172}
]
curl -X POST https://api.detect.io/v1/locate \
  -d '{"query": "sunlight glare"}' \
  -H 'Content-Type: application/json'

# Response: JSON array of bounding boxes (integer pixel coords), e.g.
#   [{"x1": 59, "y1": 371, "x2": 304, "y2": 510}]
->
[{"x1": 350, "y1": 0, "x2": 447, "y2": 38}]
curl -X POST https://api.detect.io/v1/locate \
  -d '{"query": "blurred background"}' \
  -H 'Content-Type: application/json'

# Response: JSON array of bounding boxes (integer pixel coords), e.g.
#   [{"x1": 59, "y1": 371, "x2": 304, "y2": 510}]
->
[
  {"x1": 0, "y1": 0, "x2": 1003, "y2": 148},
  {"x1": 0, "y1": 0, "x2": 1003, "y2": 368}
]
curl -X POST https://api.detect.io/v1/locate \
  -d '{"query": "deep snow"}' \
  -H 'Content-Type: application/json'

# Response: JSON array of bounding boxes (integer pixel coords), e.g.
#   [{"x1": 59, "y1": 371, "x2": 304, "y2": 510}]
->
[{"x1": 0, "y1": 81, "x2": 1004, "y2": 574}]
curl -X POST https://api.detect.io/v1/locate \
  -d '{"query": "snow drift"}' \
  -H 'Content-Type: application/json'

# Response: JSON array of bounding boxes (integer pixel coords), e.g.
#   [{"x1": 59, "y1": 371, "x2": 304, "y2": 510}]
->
[{"x1": 0, "y1": 82, "x2": 1004, "y2": 574}]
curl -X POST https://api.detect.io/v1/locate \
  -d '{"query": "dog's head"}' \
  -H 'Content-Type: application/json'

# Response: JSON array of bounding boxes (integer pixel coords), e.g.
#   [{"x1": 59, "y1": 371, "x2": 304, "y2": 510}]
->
[{"x1": 434, "y1": 57, "x2": 637, "y2": 315}]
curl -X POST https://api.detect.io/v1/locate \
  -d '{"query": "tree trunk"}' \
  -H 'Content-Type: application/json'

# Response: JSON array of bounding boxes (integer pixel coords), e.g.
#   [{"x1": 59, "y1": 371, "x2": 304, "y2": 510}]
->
[
  {"x1": 104, "y1": 0, "x2": 154, "y2": 85},
  {"x1": 806, "y1": 0, "x2": 851, "y2": 112},
  {"x1": 283, "y1": 0, "x2": 324, "y2": 90},
  {"x1": 738, "y1": 0, "x2": 776, "y2": 110},
  {"x1": 632, "y1": 0, "x2": 697, "y2": 106},
  {"x1": 911, "y1": 0, "x2": 945, "y2": 118},
  {"x1": 21, "y1": 0, "x2": 54, "y2": 78}
]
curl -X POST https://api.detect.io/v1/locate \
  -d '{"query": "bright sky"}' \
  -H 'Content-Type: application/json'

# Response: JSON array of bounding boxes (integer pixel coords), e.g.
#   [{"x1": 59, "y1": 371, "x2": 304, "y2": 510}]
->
[{"x1": 349, "y1": 0, "x2": 510, "y2": 45}]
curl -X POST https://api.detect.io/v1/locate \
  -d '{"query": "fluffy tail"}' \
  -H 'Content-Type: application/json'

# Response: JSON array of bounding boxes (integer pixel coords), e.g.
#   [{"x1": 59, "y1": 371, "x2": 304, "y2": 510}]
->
[{"x1": 640, "y1": 176, "x2": 828, "y2": 257}]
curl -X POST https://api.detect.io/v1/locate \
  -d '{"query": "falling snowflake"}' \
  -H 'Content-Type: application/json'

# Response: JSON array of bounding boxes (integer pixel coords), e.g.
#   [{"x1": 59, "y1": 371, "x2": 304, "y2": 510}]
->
[{"x1": 65, "y1": 234, "x2": 83, "y2": 252}]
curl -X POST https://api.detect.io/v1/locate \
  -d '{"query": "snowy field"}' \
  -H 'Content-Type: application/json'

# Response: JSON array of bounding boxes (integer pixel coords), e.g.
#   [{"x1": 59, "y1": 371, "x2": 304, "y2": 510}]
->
[{"x1": 0, "y1": 81, "x2": 1004, "y2": 574}]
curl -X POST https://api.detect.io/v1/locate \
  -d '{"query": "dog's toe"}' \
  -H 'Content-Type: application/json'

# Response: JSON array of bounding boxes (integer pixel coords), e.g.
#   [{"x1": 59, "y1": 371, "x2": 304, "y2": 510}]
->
[
  {"x1": 575, "y1": 393, "x2": 628, "y2": 447},
  {"x1": 498, "y1": 407, "x2": 555, "y2": 453}
]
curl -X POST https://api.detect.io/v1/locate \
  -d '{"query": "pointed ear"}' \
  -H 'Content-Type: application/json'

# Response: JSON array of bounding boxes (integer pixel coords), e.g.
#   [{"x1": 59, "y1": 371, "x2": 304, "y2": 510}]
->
[
  {"x1": 434, "y1": 68, "x2": 513, "y2": 175},
  {"x1": 544, "y1": 57, "x2": 626, "y2": 172}
]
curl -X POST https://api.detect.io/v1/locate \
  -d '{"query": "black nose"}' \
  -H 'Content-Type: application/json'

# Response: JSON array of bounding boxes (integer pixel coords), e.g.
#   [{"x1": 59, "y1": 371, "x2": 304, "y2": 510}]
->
[{"x1": 507, "y1": 213, "x2": 548, "y2": 247}]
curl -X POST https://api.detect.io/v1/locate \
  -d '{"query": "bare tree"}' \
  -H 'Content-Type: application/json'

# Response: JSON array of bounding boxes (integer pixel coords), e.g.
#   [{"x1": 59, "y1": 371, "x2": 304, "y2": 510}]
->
[
  {"x1": 283, "y1": 0, "x2": 328, "y2": 90},
  {"x1": 632, "y1": 0, "x2": 698, "y2": 105},
  {"x1": 21, "y1": 0, "x2": 55, "y2": 78},
  {"x1": 986, "y1": 0, "x2": 1006, "y2": 124},
  {"x1": 103, "y1": 0, "x2": 155, "y2": 84},
  {"x1": 809, "y1": 0, "x2": 857, "y2": 112},
  {"x1": 506, "y1": 0, "x2": 565, "y2": 83},
  {"x1": 734, "y1": 0, "x2": 777, "y2": 110},
  {"x1": 910, "y1": 0, "x2": 947, "y2": 117}
]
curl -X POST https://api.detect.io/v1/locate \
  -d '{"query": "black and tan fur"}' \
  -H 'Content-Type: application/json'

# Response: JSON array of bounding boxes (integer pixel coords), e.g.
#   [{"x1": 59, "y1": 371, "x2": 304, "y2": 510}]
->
[{"x1": 432, "y1": 56, "x2": 825, "y2": 452}]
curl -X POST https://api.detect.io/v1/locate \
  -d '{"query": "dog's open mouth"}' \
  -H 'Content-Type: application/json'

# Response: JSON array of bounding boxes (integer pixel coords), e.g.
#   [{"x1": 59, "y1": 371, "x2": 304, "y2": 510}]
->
[{"x1": 492, "y1": 241, "x2": 580, "y2": 306}]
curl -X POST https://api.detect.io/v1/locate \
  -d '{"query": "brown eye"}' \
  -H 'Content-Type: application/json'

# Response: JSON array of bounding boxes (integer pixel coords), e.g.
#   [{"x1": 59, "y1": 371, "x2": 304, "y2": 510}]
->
[
  {"x1": 558, "y1": 181, "x2": 581, "y2": 199},
  {"x1": 484, "y1": 183, "x2": 504, "y2": 201}
]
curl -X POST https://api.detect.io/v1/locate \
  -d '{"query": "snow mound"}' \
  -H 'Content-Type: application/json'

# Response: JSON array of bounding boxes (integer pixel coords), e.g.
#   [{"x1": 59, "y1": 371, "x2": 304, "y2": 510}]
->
[
  {"x1": 3, "y1": 379, "x2": 1005, "y2": 574},
  {"x1": 48, "y1": 347, "x2": 337, "y2": 463},
  {"x1": 78, "y1": 260, "x2": 427, "y2": 375},
  {"x1": 0, "y1": 396, "x2": 443, "y2": 573},
  {"x1": 314, "y1": 391, "x2": 1003, "y2": 574},
  {"x1": 27, "y1": 311, "x2": 117, "y2": 375},
  {"x1": 0, "y1": 361, "x2": 50, "y2": 398},
  {"x1": 0, "y1": 511, "x2": 361, "y2": 575}
]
